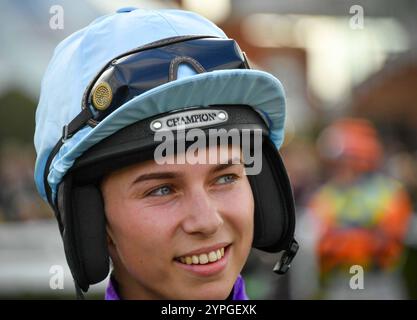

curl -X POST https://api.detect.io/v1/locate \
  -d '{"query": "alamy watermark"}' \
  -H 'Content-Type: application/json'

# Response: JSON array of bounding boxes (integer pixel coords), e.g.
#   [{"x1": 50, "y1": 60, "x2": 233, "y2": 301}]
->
[
  {"x1": 49, "y1": 265, "x2": 64, "y2": 290},
  {"x1": 153, "y1": 127, "x2": 263, "y2": 175},
  {"x1": 349, "y1": 5, "x2": 364, "y2": 30},
  {"x1": 151, "y1": 109, "x2": 264, "y2": 175},
  {"x1": 349, "y1": 264, "x2": 364, "y2": 290},
  {"x1": 49, "y1": 5, "x2": 64, "y2": 30}
]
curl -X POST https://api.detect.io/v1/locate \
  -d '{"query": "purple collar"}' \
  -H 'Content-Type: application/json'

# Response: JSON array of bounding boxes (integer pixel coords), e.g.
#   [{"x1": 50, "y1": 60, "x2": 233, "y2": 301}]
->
[{"x1": 105, "y1": 274, "x2": 249, "y2": 300}]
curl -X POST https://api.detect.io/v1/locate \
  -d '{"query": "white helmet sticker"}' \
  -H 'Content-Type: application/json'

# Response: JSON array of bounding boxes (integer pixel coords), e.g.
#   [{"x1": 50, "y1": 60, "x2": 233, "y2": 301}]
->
[{"x1": 150, "y1": 109, "x2": 228, "y2": 132}]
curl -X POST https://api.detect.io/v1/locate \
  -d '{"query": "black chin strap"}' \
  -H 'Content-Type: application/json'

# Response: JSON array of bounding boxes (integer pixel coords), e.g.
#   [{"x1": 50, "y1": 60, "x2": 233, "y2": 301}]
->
[{"x1": 273, "y1": 239, "x2": 299, "y2": 275}]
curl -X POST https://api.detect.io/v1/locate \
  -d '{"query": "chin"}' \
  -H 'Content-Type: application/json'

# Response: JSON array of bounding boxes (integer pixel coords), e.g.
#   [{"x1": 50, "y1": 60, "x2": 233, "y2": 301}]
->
[{"x1": 183, "y1": 282, "x2": 234, "y2": 300}]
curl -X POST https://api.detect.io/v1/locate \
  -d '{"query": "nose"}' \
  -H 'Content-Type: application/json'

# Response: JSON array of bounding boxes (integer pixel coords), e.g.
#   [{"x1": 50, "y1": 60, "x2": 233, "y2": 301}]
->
[{"x1": 181, "y1": 187, "x2": 224, "y2": 236}]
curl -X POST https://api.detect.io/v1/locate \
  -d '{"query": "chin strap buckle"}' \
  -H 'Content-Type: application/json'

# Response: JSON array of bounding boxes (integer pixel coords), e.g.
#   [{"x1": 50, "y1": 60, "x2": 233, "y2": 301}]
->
[{"x1": 273, "y1": 239, "x2": 299, "y2": 275}]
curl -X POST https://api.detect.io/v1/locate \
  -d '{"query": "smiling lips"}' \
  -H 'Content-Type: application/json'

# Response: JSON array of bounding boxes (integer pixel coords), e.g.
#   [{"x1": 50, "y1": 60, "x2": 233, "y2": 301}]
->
[
  {"x1": 175, "y1": 244, "x2": 230, "y2": 277},
  {"x1": 175, "y1": 243, "x2": 229, "y2": 265}
]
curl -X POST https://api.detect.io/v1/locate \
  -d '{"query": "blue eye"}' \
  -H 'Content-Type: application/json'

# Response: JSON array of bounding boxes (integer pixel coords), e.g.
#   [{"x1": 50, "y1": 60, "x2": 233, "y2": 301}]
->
[
  {"x1": 216, "y1": 174, "x2": 237, "y2": 185},
  {"x1": 148, "y1": 185, "x2": 172, "y2": 196}
]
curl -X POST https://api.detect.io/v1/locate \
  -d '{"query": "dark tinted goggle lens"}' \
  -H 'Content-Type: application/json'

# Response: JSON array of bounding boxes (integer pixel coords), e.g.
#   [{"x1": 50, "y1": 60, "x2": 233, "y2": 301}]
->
[{"x1": 84, "y1": 37, "x2": 248, "y2": 123}]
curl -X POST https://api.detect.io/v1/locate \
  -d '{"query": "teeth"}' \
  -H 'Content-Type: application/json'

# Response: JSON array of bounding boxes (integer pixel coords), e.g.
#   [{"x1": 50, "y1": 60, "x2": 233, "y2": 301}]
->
[
  {"x1": 199, "y1": 253, "x2": 209, "y2": 264},
  {"x1": 208, "y1": 251, "x2": 217, "y2": 262},
  {"x1": 178, "y1": 246, "x2": 227, "y2": 265}
]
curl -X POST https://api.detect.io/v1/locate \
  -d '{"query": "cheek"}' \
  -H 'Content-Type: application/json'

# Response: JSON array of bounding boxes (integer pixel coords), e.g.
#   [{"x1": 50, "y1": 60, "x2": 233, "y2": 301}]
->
[{"x1": 106, "y1": 200, "x2": 177, "y2": 269}]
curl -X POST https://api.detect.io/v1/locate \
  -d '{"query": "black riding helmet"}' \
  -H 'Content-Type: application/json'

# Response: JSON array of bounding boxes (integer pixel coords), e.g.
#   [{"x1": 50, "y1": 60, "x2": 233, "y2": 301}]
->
[{"x1": 34, "y1": 8, "x2": 298, "y2": 296}]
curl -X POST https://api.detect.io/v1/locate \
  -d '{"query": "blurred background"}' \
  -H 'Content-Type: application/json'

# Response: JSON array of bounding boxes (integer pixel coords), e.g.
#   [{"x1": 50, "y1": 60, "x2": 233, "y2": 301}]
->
[{"x1": 0, "y1": 0, "x2": 416, "y2": 299}]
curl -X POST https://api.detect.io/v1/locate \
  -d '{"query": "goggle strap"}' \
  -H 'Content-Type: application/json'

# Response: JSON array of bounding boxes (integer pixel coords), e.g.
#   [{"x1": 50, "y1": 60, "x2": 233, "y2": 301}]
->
[
  {"x1": 44, "y1": 107, "x2": 92, "y2": 207},
  {"x1": 62, "y1": 107, "x2": 92, "y2": 142}
]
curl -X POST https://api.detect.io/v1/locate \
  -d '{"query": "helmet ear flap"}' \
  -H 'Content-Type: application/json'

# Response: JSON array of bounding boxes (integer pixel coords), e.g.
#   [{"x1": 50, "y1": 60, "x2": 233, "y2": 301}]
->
[
  {"x1": 72, "y1": 185, "x2": 110, "y2": 284},
  {"x1": 57, "y1": 177, "x2": 109, "y2": 292},
  {"x1": 249, "y1": 139, "x2": 296, "y2": 253}
]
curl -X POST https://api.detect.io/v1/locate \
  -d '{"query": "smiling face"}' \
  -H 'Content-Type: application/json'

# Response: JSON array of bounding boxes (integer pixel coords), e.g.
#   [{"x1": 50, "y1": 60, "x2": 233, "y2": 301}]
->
[{"x1": 101, "y1": 145, "x2": 254, "y2": 299}]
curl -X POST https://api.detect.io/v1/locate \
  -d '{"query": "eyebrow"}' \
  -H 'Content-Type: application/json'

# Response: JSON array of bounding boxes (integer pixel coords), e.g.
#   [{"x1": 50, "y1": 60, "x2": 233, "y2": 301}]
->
[
  {"x1": 209, "y1": 157, "x2": 243, "y2": 174},
  {"x1": 130, "y1": 172, "x2": 180, "y2": 186},
  {"x1": 130, "y1": 157, "x2": 243, "y2": 187}
]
